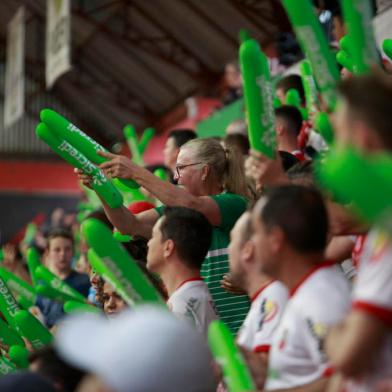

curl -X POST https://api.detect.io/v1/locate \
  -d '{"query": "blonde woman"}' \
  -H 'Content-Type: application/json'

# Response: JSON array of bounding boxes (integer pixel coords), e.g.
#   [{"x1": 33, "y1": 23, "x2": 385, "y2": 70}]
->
[{"x1": 78, "y1": 138, "x2": 251, "y2": 334}]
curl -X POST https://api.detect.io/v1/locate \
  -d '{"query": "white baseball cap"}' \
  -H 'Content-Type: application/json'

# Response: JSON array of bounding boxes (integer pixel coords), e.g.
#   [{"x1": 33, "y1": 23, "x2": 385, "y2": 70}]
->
[{"x1": 55, "y1": 305, "x2": 216, "y2": 392}]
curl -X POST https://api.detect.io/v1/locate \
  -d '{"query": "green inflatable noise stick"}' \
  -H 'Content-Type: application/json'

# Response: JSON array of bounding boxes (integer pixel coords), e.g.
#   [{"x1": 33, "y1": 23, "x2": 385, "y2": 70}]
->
[
  {"x1": 82, "y1": 218, "x2": 164, "y2": 306},
  {"x1": 35, "y1": 265, "x2": 86, "y2": 303},
  {"x1": 26, "y1": 247, "x2": 41, "y2": 286},
  {"x1": 240, "y1": 39, "x2": 276, "y2": 158},
  {"x1": 87, "y1": 248, "x2": 135, "y2": 306},
  {"x1": 336, "y1": 50, "x2": 355, "y2": 73},
  {"x1": 138, "y1": 127, "x2": 155, "y2": 156},
  {"x1": 339, "y1": 35, "x2": 352, "y2": 54},
  {"x1": 40, "y1": 109, "x2": 139, "y2": 190},
  {"x1": 154, "y1": 168, "x2": 169, "y2": 181},
  {"x1": 14, "y1": 310, "x2": 53, "y2": 350},
  {"x1": 0, "y1": 318, "x2": 25, "y2": 347},
  {"x1": 239, "y1": 28, "x2": 251, "y2": 43},
  {"x1": 113, "y1": 230, "x2": 132, "y2": 243},
  {"x1": 0, "y1": 276, "x2": 22, "y2": 328},
  {"x1": 0, "y1": 268, "x2": 36, "y2": 308},
  {"x1": 382, "y1": 39, "x2": 392, "y2": 61},
  {"x1": 282, "y1": 0, "x2": 340, "y2": 112},
  {"x1": 9, "y1": 345, "x2": 29, "y2": 369},
  {"x1": 285, "y1": 88, "x2": 301, "y2": 108},
  {"x1": 208, "y1": 320, "x2": 255, "y2": 392},
  {"x1": 64, "y1": 300, "x2": 101, "y2": 315},
  {"x1": 341, "y1": 0, "x2": 380, "y2": 74},
  {"x1": 317, "y1": 148, "x2": 392, "y2": 229},
  {"x1": 35, "y1": 284, "x2": 81, "y2": 304},
  {"x1": 0, "y1": 355, "x2": 16, "y2": 375},
  {"x1": 124, "y1": 125, "x2": 144, "y2": 166},
  {"x1": 314, "y1": 112, "x2": 334, "y2": 145},
  {"x1": 300, "y1": 59, "x2": 319, "y2": 118},
  {"x1": 36, "y1": 123, "x2": 123, "y2": 209}
]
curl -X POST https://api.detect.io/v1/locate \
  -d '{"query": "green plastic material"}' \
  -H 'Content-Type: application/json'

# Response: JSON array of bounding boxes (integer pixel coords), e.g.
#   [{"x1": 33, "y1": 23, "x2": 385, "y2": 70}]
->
[
  {"x1": 240, "y1": 39, "x2": 276, "y2": 158},
  {"x1": 336, "y1": 50, "x2": 355, "y2": 73},
  {"x1": 300, "y1": 60, "x2": 319, "y2": 118},
  {"x1": 0, "y1": 276, "x2": 22, "y2": 328},
  {"x1": 35, "y1": 265, "x2": 86, "y2": 303},
  {"x1": 40, "y1": 109, "x2": 139, "y2": 190},
  {"x1": 124, "y1": 124, "x2": 144, "y2": 166},
  {"x1": 26, "y1": 248, "x2": 41, "y2": 286},
  {"x1": 113, "y1": 231, "x2": 132, "y2": 243},
  {"x1": 154, "y1": 168, "x2": 169, "y2": 181},
  {"x1": 282, "y1": 0, "x2": 340, "y2": 111},
  {"x1": 208, "y1": 320, "x2": 256, "y2": 392},
  {"x1": 317, "y1": 148, "x2": 392, "y2": 229},
  {"x1": 138, "y1": 127, "x2": 155, "y2": 155},
  {"x1": 64, "y1": 300, "x2": 101, "y2": 315},
  {"x1": 0, "y1": 355, "x2": 16, "y2": 375},
  {"x1": 239, "y1": 29, "x2": 251, "y2": 43},
  {"x1": 36, "y1": 123, "x2": 123, "y2": 209},
  {"x1": 82, "y1": 219, "x2": 164, "y2": 306},
  {"x1": 341, "y1": 0, "x2": 379, "y2": 74},
  {"x1": 339, "y1": 35, "x2": 352, "y2": 54},
  {"x1": 382, "y1": 39, "x2": 392, "y2": 61},
  {"x1": 35, "y1": 284, "x2": 80, "y2": 304},
  {"x1": 9, "y1": 345, "x2": 29, "y2": 369},
  {"x1": 314, "y1": 112, "x2": 334, "y2": 145},
  {"x1": 273, "y1": 97, "x2": 282, "y2": 108},
  {"x1": 0, "y1": 318, "x2": 25, "y2": 347},
  {"x1": 285, "y1": 88, "x2": 301, "y2": 108},
  {"x1": 14, "y1": 310, "x2": 53, "y2": 350},
  {"x1": 0, "y1": 268, "x2": 36, "y2": 308}
]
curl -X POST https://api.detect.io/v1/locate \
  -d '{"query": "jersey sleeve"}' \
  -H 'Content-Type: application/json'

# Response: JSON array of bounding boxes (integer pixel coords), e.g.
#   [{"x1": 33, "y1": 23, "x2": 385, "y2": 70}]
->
[
  {"x1": 209, "y1": 193, "x2": 247, "y2": 230},
  {"x1": 352, "y1": 229, "x2": 392, "y2": 327},
  {"x1": 253, "y1": 285, "x2": 288, "y2": 353}
]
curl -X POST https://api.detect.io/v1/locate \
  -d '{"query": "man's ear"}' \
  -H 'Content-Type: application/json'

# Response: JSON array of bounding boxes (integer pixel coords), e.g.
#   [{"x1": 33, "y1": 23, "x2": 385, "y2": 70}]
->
[
  {"x1": 163, "y1": 239, "x2": 175, "y2": 259},
  {"x1": 242, "y1": 240, "x2": 255, "y2": 264},
  {"x1": 269, "y1": 226, "x2": 286, "y2": 253},
  {"x1": 276, "y1": 121, "x2": 285, "y2": 137}
]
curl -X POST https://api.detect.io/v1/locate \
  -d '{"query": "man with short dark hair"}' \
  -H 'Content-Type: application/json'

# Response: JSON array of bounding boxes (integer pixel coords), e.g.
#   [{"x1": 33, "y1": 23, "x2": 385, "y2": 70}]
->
[
  {"x1": 275, "y1": 105, "x2": 305, "y2": 161},
  {"x1": 36, "y1": 229, "x2": 90, "y2": 328},
  {"x1": 326, "y1": 71, "x2": 392, "y2": 391},
  {"x1": 163, "y1": 129, "x2": 196, "y2": 173},
  {"x1": 147, "y1": 206, "x2": 217, "y2": 338},
  {"x1": 252, "y1": 185, "x2": 350, "y2": 391},
  {"x1": 228, "y1": 211, "x2": 288, "y2": 390}
]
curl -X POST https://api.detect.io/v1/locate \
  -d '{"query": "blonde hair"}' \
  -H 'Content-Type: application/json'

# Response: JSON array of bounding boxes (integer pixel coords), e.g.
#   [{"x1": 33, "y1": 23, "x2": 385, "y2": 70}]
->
[{"x1": 182, "y1": 138, "x2": 250, "y2": 200}]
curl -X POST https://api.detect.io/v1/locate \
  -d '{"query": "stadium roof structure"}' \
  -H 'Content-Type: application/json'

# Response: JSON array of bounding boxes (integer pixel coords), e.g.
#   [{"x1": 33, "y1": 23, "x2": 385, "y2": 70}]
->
[{"x1": 0, "y1": 0, "x2": 290, "y2": 148}]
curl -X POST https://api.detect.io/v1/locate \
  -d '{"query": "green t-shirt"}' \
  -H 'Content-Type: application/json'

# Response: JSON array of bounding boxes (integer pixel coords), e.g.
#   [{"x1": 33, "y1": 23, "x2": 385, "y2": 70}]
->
[{"x1": 156, "y1": 193, "x2": 250, "y2": 334}]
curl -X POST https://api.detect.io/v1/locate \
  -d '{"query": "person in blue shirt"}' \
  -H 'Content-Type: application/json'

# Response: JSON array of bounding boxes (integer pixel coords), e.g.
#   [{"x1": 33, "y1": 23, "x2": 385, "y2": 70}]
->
[{"x1": 36, "y1": 229, "x2": 90, "y2": 328}]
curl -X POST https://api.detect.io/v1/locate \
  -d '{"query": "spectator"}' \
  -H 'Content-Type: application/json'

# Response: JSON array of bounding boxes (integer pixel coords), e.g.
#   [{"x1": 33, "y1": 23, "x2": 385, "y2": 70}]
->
[
  {"x1": 29, "y1": 346, "x2": 85, "y2": 392},
  {"x1": 222, "y1": 61, "x2": 243, "y2": 106},
  {"x1": 228, "y1": 211, "x2": 288, "y2": 389},
  {"x1": 163, "y1": 129, "x2": 197, "y2": 174},
  {"x1": 275, "y1": 105, "x2": 305, "y2": 161},
  {"x1": 147, "y1": 206, "x2": 217, "y2": 338},
  {"x1": 36, "y1": 229, "x2": 90, "y2": 328},
  {"x1": 252, "y1": 185, "x2": 350, "y2": 390},
  {"x1": 325, "y1": 72, "x2": 392, "y2": 391},
  {"x1": 101, "y1": 281, "x2": 128, "y2": 317}
]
